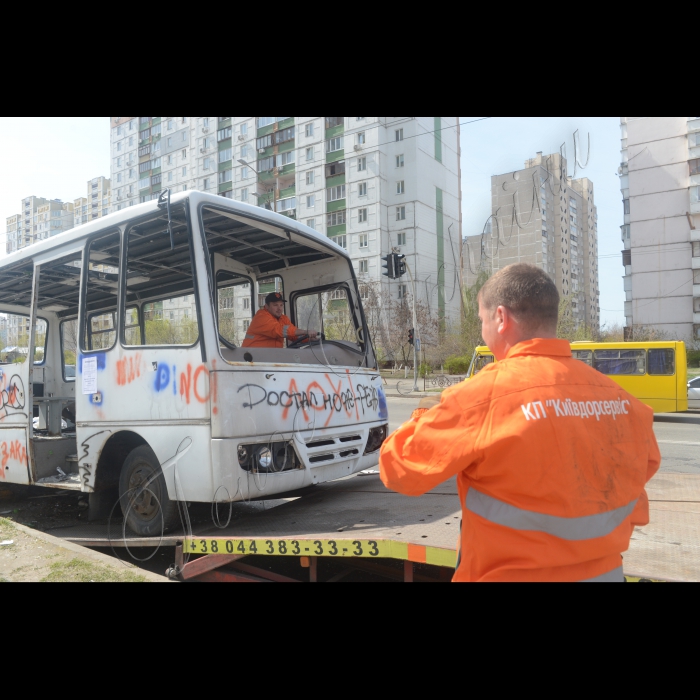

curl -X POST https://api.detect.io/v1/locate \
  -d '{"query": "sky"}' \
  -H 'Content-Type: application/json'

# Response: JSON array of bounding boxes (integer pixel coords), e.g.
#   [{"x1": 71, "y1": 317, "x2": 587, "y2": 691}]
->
[{"x1": 0, "y1": 116, "x2": 626, "y2": 327}]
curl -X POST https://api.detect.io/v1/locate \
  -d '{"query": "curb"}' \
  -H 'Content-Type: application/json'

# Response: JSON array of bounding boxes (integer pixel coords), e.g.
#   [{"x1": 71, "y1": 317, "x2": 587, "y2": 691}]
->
[
  {"x1": 383, "y1": 393, "x2": 430, "y2": 399},
  {"x1": 9, "y1": 522, "x2": 170, "y2": 583}
]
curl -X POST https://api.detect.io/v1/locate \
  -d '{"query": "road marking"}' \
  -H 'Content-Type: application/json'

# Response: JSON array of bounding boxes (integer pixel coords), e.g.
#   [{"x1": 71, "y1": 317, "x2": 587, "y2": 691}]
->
[{"x1": 657, "y1": 440, "x2": 700, "y2": 447}]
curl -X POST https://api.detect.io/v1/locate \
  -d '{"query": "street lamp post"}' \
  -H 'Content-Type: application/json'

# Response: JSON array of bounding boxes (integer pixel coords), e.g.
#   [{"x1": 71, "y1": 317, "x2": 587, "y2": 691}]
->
[{"x1": 238, "y1": 159, "x2": 277, "y2": 213}]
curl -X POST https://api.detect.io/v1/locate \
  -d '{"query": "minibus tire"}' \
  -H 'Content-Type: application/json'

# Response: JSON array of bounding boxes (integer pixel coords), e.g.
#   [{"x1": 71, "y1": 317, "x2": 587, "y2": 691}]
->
[{"x1": 119, "y1": 446, "x2": 180, "y2": 537}]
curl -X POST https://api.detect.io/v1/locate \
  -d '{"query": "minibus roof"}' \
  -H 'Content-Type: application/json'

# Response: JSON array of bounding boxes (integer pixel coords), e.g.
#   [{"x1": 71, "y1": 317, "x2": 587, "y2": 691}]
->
[{"x1": 0, "y1": 190, "x2": 350, "y2": 271}]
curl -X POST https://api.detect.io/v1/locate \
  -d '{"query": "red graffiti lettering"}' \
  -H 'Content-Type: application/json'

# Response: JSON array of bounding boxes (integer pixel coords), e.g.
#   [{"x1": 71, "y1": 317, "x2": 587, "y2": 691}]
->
[
  {"x1": 282, "y1": 379, "x2": 309, "y2": 423},
  {"x1": 211, "y1": 360, "x2": 218, "y2": 415},
  {"x1": 345, "y1": 369, "x2": 360, "y2": 422},
  {"x1": 193, "y1": 365, "x2": 210, "y2": 404},
  {"x1": 306, "y1": 382, "x2": 327, "y2": 413},
  {"x1": 324, "y1": 375, "x2": 345, "y2": 427},
  {"x1": 0, "y1": 440, "x2": 28, "y2": 480},
  {"x1": 116, "y1": 354, "x2": 142, "y2": 386},
  {"x1": 180, "y1": 365, "x2": 193, "y2": 404}
]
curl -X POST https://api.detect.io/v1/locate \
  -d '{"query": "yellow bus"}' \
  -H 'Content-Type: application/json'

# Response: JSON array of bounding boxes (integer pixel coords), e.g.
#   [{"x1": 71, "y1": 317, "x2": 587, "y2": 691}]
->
[{"x1": 466, "y1": 342, "x2": 688, "y2": 414}]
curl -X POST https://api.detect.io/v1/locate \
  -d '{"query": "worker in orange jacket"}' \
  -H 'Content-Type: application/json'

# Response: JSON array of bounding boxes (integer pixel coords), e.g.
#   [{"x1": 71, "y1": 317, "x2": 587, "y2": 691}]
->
[
  {"x1": 380, "y1": 264, "x2": 661, "y2": 582},
  {"x1": 242, "y1": 293, "x2": 319, "y2": 349}
]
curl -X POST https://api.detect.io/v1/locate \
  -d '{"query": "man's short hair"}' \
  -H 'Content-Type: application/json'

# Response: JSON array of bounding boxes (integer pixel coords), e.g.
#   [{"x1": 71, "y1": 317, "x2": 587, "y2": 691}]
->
[{"x1": 478, "y1": 263, "x2": 560, "y2": 330}]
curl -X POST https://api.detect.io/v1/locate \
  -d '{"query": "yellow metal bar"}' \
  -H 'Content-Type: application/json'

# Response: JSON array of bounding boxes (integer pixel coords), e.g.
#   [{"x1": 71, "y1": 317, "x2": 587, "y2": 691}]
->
[{"x1": 185, "y1": 536, "x2": 454, "y2": 567}]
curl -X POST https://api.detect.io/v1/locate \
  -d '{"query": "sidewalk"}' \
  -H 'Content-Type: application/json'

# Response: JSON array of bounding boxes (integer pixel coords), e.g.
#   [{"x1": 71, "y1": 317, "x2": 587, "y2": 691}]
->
[{"x1": 0, "y1": 517, "x2": 168, "y2": 583}]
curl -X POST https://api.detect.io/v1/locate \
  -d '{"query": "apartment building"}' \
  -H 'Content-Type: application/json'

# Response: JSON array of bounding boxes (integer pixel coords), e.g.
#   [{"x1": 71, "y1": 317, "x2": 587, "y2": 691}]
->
[
  {"x1": 2, "y1": 178, "x2": 110, "y2": 348},
  {"x1": 73, "y1": 176, "x2": 112, "y2": 227},
  {"x1": 5, "y1": 196, "x2": 73, "y2": 255},
  {"x1": 619, "y1": 117, "x2": 700, "y2": 340},
  {"x1": 0, "y1": 315, "x2": 8, "y2": 349},
  {"x1": 109, "y1": 117, "x2": 462, "y2": 327},
  {"x1": 464, "y1": 152, "x2": 600, "y2": 328}
]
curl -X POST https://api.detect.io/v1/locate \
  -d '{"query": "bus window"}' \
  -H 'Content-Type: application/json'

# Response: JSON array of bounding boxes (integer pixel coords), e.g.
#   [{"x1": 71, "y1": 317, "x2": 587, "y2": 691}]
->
[
  {"x1": 322, "y1": 288, "x2": 360, "y2": 344},
  {"x1": 474, "y1": 355, "x2": 494, "y2": 374},
  {"x1": 89, "y1": 312, "x2": 116, "y2": 351},
  {"x1": 572, "y1": 350, "x2": 593, "y2": 367},
  {"x1": 257, "y1": 276, "x2": 284, "y2": 312},
  {"x1": 217, "y1": 271, "x2": 253, "y2": 348},
  {"x1": 593, "y1": 349, "x2": 646, "y2": 376},
  {"x1": 295, "y1": 290, "x2": 322, "y2": 335},
  {"x1": 1, "y1": 316, "x2": 47, "y2": 365},
  {"x1": 124, "y1": 307, "x2": 141, "y2": 346},
  {"x1": 82, "y1": 231, "x2": 121, "y2": 352},
  {"x1": 293, "y1": 286, "x2": 359, "y2": 345},
  {"x1": 648, "y1": 349, "x2": 675, "y2": 376},
  {"x1": 142, "y1": 297, "x2": 199, "y2": 346},
  {"x1": 123, "y1": 209, "x2": 200, "y2": 347},
  {"x1": 60, "y1": 320, "x2": 78, "y2": 381}
]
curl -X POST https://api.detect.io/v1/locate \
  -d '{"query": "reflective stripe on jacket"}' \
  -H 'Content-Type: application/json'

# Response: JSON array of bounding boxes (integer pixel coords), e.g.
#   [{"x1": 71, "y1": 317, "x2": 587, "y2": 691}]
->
[
  {"x1": 380, "y1": 338, "x2": 661, "y2": 583},
  {"x1": 241, "y1": 309, "x2": 300, "y2": 349}
]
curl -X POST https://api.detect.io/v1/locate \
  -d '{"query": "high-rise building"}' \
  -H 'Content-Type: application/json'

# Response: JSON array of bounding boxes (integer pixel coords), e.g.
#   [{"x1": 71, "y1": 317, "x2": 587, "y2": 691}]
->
[
  {"x1": 0, "y1": 315, "x2": 8, "y2": 349},
  {"x1": 73, "y1": 176, "x2": 112, "y2": 227},
  {"x1": 463, "y1": 152, "x2": 600, "y2": 328},
  {"x1": 2, "y1": 179, "x2": 110, "y2": 349},
  {"x1": 4, "y1": 177, "x2": 110, "y2": 257},
  {"x1": 110, "y1": 117, "x2": 463, "y2": 326},
  {"x1": 619, "y1": 117, "x2": 700, "y2": 340},
  {"x1": 5, "y1": 196, "x2": 74, "y2": 255}
]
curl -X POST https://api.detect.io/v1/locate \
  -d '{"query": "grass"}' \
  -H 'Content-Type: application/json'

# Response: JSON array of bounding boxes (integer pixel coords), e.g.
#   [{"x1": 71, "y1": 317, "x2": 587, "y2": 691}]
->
[
  {"x1": 40, "y1": 558, "x2": 148, "y2": 583},
  {"x1": 0, "y1": 578, "x2": 8, "y2": 583},
  {"x1": 0, "y1": 518, "x2": 15, "y2": 537}
]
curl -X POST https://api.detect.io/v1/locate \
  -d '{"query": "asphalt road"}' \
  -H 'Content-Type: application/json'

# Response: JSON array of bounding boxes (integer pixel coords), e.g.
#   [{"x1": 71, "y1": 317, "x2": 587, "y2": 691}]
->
[{"x1": 386, "y1": 397, "x2": 700, "y2": 475}]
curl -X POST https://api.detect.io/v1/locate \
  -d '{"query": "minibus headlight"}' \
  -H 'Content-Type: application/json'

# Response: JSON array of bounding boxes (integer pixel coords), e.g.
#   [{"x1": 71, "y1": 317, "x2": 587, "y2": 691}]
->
[
  {"x1": 257, "y1": 447, "x2": 273, "y2": 471},
  {"x1": 365, "y1": 426, "x2": 388, "y2": 455}
]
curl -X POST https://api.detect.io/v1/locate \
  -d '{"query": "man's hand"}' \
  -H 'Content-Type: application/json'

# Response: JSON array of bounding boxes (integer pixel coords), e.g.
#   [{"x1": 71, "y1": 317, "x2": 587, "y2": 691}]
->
[
  {"x1": 307, "y1": 330, "x2": 319, "y2": 341},
  {"x1": 418, "y1": 396, "x2": 441, "y2": 410}
]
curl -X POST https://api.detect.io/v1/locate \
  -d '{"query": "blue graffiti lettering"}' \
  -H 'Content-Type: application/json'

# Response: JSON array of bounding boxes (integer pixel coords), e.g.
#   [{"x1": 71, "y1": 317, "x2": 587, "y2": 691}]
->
[{"x1": 154, "y1": 363, "x2": 171, "y2": 392}]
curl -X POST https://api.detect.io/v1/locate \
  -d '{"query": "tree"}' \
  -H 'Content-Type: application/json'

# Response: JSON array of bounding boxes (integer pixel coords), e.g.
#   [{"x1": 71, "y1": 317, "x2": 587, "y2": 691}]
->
[
  {"x1": 557, "y1": 297, "x2": 599, "y2": 343},
  {"x1": 144, "y1": 318, "x2": 198, "y2": 346},
  {"x1": 361, "y1": 282, "x2": 438, "y2": 368}
]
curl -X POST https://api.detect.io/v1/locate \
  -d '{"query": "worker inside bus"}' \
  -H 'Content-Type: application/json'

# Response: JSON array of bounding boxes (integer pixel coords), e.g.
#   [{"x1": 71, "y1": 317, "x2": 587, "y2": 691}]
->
[{"x1": 242, "y1": 293, "x2": 319, "y2": 349}]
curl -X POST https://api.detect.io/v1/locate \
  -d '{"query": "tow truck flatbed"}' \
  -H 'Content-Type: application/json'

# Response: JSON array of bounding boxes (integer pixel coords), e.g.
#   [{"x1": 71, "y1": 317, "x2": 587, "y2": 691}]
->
[{"x1": 40, "y1": 472, "x2": 700, "y2": 582}]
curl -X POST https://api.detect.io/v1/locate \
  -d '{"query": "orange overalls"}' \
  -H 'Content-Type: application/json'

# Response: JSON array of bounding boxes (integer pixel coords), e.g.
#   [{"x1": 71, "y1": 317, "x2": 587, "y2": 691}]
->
[
  {"x1": 380, "y1": 339, "x2": 661, "y2": 582},
  {"x1": 242, "y1": 309, "x2": 301, "y2": 349}
]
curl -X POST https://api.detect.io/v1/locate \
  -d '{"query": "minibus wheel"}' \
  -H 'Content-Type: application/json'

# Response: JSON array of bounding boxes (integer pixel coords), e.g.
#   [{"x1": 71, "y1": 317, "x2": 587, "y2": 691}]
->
[{"x1": 119, "y1": 446, "x2": 180, "y2": 537}]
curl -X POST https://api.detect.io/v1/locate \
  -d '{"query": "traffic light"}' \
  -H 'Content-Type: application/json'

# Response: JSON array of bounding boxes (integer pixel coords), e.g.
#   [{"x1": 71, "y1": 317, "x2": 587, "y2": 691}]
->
[
  {"x1": 382, "y1": 254, "x2": 397, "y2": 279},
  {"x1": 408, "y1": 328, "x2": 415, "y2": 346},
  {"x1": 396, "y1": 255, "x2": 407, "y2": 279},
  {"x1": 382, "y1": 253, "x2": 407, "y2": 280}
]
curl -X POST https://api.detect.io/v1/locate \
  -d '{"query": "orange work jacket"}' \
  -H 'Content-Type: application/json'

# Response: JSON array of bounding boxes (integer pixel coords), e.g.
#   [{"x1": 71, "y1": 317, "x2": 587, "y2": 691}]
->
[
  {"x1": 380, "y1": 338, "x2": 661, "y2": 583},
  {"x1": 242, "y1": 309, "x2": 300, "y2": 349}
]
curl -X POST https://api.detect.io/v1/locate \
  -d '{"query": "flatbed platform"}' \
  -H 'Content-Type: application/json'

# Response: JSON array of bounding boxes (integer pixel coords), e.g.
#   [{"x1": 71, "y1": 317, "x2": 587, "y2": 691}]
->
[{"x1": 41, "y1": 472, "x2": 700, "y2": 582}]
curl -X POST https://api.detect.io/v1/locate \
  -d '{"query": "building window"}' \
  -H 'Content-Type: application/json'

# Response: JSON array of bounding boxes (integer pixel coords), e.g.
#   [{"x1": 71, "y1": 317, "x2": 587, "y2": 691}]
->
[
  {"x1": 397, "y1": 232, "x2": 406, "y2": 246},
  {"x1": 397, "y1": 180, "x2": 405, "y2": 195},
  {"x1": 359, "y1": 260, "x2": 369, "y2": 274},
  {"x1": 359, "y1": 233, "x2": 369, "y2": 248},
  {"x1": 358, "y1": 208, "x2": 368, "y2": 224},
  {"x1": 396, "y1": 206, "x2": 406, "y2": 221}
]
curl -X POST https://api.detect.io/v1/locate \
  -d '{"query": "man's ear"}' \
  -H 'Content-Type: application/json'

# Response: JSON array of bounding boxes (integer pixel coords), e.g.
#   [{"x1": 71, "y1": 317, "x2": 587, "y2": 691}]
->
[{"x1": 495, "y1": 305, "x2": 508, "y2": 334}]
